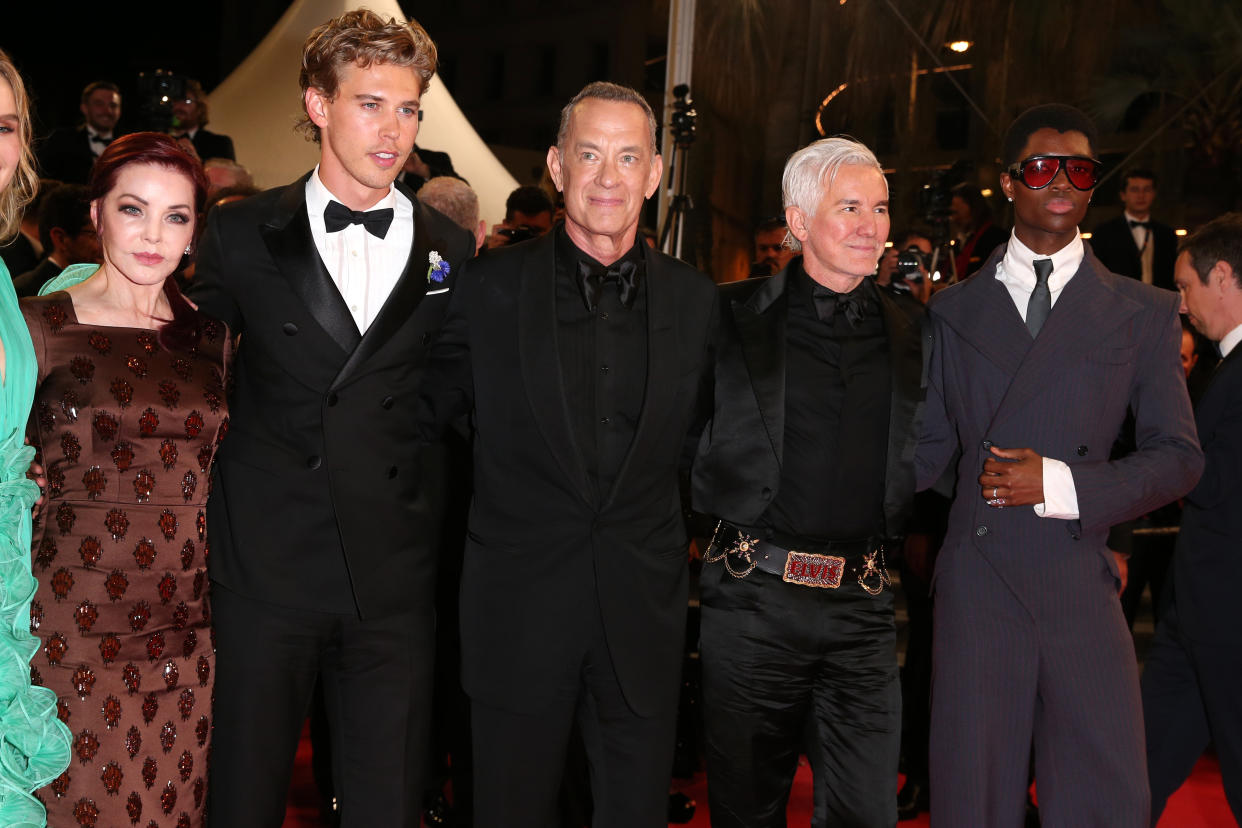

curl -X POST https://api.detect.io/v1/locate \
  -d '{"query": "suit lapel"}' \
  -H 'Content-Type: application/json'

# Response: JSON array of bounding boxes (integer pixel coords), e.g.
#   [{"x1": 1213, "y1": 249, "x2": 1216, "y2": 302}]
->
[
  {"x1": 261, "y1": 175, "x2": 361, "y2": 356},
  {"x1": 735, "y1": 270, "x2": 789, "y2": 464},
  {"x1": 518, "y1": 234, "x2": 594, "y2": 503},
  {"x1": 879, "y1": 291, "x2": 925, "y2": 536},
  {"x1": 330, "y1": 193, "x2": 434, "y2": 389},
  {"x1": 989, "y1": 254, "x2": 1142, "y2": 430},
  {"x1": 603, "y1": 244, "x2": 681, "y2": 507},
  {"x1": 934, "y1": 262, "x2": 1031, "y2": 379}
]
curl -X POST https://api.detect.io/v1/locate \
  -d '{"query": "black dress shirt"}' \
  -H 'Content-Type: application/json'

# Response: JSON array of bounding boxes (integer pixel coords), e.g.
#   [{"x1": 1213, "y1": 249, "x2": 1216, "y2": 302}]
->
[
  {"x1": 760, "y1": 265, "x2": 890, "y2": 542},
  {"x1": 554, "y1": 226, "x2": 648, "y2": 499}
]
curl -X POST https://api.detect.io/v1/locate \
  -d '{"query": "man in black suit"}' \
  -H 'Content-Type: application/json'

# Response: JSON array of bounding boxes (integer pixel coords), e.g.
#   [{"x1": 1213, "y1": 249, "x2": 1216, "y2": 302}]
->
[
  {"x1": 13, "y1": 182, "x2": 99, "y2": 297},
  {"x1": 189, "y1": 11, "x2": 473, "y2": 828},
  {"x1": 917, "y1": 105, "x2": 1202, "y2": 826},
  {"x1": 692, "y1": 137, "x2": 926, "y2": 827},
  {"x1": 1142, "y1": 212, "x2": 1242, "y2": 824},
  {"x1": 38, "y1": 81, "x2": 121, "y2": 184},
  {"x1": 418, "y1": 81, "x2": 717, "y2": 828},
  {"x1": 1089, "y1": 169, "x2": 1178, "y2": 290},
  {"x1": 171, "y1": 78, "x2": 236, "y2": 161}
]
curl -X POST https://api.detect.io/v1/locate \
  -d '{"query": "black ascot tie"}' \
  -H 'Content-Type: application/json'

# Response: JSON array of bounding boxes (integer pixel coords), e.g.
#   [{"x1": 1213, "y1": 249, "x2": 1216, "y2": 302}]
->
[
  {"x1": 577, "y1": 259, "x2": 639, "y2": 312},
  {"x1": 812, "y1": 284, "x2": 870, "y2": 328},
  {"x1": 324, "y1": 200, "x2": 394, "y2": 239}
]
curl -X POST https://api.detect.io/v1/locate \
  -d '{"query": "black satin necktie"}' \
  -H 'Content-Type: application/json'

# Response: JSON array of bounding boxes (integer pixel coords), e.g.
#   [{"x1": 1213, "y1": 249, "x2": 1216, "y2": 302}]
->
[
  {"x1": 577, "y1": 260, "x2": 639, "y2": 312},
  {"x1": 811, "y1": 285, "x2": 868, "y2": 328},
  {"x1": 1027, "y1": 258, "x2": 1053, "y2": 338},
  {"x1": 323, "y1": 200, "x2": 395, "y2": 239}
]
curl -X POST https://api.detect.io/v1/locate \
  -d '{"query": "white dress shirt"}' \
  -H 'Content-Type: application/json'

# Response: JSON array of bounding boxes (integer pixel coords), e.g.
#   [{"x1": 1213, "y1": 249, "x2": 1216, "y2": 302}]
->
[
  {"x1": 85, "y1": 125, "x2": 112, "y2": 158},
  {"x1": 305, "y1": 167, "x2": 414, "y2": 333},
  {"x1": 1219, "y1": 323, "x2": 1242, "y2": 359},
  {"x1": 995, "y1": 231, "x2": 1082, "y2": 519}
]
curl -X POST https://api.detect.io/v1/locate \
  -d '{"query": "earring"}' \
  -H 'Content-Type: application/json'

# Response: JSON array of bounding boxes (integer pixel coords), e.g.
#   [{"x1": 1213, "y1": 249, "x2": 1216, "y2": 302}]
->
[
  {"x1": 1007, "y1": 197, "x2": 1013, "y2": 202},
  {"x1": 184, "y1": 245, "x2": 192, "y2": 255}
]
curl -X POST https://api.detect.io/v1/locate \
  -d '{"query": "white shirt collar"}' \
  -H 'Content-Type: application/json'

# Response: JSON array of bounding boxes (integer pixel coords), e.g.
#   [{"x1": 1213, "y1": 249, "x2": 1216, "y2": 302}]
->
[
  {"x1": 1220, "y1": 323, "x2": 1242, "y2": 359},
  {"x1": 1123, "y1": 211, "x2": 1150, "y2": 224},
  {"x1": 85, "y1": 124, "x2": 113, "y2": 141},
  {"x1": 999, "y1": 230, "x2": 1084, "y2": 294},
  {"x1": 305, "y1": 165, "x2": 398, "y2": 224}
]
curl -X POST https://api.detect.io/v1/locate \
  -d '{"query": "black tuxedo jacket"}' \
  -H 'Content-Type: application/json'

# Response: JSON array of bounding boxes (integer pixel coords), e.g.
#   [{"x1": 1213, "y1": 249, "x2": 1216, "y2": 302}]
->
[
  {"x1": 692, "y1": 264, "x2": 929, "y2": 540},
  {"x1": 190, "y1": 173, "x2": 474, "y2": 618},
  {"x1": 38, "y1": 126, "x2": 102, "y2": 184},
  {"x1": 1089, "y1": 214, "x2": 1178, "y2": 291},
  {"x1": 1170, "y1": 344, "x2": 1242, "y2": 644},
  {"x1": 419, "y1": 230, "x2": 718, "y2": 717},
  {"x1": 189, "y1": 128, "x2": 236, "y2": 162}
]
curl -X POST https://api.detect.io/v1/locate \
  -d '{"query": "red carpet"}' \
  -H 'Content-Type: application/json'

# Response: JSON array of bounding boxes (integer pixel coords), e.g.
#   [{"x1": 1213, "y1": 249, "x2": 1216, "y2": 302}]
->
[{"x1": 283, "y1": 735, "x2": 1233, "y2": 826}]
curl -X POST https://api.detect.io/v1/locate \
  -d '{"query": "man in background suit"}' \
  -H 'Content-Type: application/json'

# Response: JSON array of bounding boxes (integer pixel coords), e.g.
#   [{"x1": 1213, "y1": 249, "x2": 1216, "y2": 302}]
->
[
  {"x1": 1142, "y1": 212, "x2": 1242, "y2": 824},
  {"x1": 171, "y1": 78, "x2": 236, "y2": 161},
  {"x1": 916, "y1": 104, "x2": 1203, "y2": 827},
  {"x1": 692, "y1": 137, "x2": 927, "y2": 827},
  {"x1": 1089, "y1": 169, "x2": 1178, "y2": 290},
  {"x1": 190, "y1": 11, "x2": 473, "y2": 827},
  {"x1": 418, "y1": 81, "x2": 717, "y2": 828},
  {"x1": 38, "y1": 81, "x2": 121, "y2": 184},
  {"x1": 13, "y1": 183, "x2": 99, "y2": 297}
]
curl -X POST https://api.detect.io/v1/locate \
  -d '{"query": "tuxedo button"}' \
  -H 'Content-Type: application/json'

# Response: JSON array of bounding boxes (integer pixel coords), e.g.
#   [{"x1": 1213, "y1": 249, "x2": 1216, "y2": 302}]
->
[
  {"x1": 282, "y1": 322, "x2": 298, "y2": 336},
  {"x1": 326, "y1": 393, "x2": 338, "y2": 407},
  {"x1": 761, "y1": 487, "x2": 772, "y2": 500},
  {"x1": 982, "y1": 439, "x2": 993, "y2": 450},
  {"x1": 387, "y1": 466, "x2": 398, "y2": 479},
  {"x1": 380, "y1": 396, "x2": 394, "y2": 409},
  {"x1": 600, "y1": 365, "x2": 610, "y2": 374},
  {"x1": 1076, "y1": 445, "x2": 1088, "y2": 456},
  {"x1": 307, "y1": 455, "x2": 322, "y2": 470},
  {"x1": 975, "y1": 525, "x2": 989, "y2": 537},
  {"x1": 600, "y1": 417, "x2": 611, "y2": 425}
]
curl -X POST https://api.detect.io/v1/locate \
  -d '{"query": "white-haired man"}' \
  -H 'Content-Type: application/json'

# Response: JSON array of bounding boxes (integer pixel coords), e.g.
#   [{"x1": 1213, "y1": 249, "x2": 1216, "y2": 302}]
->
[{"x1": 692, "y1": 136, "x2": 927, "y2": 827}]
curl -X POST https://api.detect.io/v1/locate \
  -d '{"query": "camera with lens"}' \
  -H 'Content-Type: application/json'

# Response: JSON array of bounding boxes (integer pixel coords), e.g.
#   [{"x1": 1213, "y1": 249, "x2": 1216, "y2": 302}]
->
[
  {"x1": 135, "y1": 69, "x2": 189, "y2": 133},
  {"x1": 893, "y1": 246, "x2": 929, "y2": 285},
  {"x1": 496, "y1": 225, "x2": 542, "y2": 245}
]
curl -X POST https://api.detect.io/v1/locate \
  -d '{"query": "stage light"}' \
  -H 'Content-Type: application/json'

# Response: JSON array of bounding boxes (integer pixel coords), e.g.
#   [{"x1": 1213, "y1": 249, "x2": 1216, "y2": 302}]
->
[{"x1": 947, "y1": 41, "x2": 972, "y2": 53}]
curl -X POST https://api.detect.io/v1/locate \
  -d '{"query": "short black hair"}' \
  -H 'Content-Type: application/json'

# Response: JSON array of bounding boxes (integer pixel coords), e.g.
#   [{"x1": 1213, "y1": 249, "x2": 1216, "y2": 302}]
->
[
  {"x1": 1181, "y1": 212, "x2": 1242, "y2": 288},
  {"x1": 80, "y1": 80, "x2": 120, "y2": 105},
  {"x1": 1002, "y1": 104, "x2": 1099, "y2": 168},
  {"x1": 504, "y1": 185, "x2": 554, "y2": 222},
  {"x1": 1119, "y1": 168, "x2": 1157, "y2": 190},
  {"x1": 36, "y1": 183, "x2": 92, "y2": 252},
  {"x1": 754, "y1": 215, "x2": 787, "y2": 236},
  {"x1": 950, "y1": 182, "x2": 992, "y2": 226}
]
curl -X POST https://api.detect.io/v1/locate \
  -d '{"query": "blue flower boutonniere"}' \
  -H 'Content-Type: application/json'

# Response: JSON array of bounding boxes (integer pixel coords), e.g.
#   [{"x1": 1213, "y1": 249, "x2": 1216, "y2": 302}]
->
[{"x1": 427, "y1": 251, "x2": 450, "y2": 284}]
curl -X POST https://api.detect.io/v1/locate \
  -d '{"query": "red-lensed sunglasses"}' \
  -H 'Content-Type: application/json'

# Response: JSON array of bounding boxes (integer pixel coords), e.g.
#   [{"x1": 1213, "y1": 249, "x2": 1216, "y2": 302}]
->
[{"x1": 1007, "y1": 155, "x2": 1102, "y2": 191}]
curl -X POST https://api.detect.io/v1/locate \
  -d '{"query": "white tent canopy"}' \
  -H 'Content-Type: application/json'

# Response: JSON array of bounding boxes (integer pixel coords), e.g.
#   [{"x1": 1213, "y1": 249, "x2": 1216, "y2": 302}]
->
[{"x1": 206, "y1": 0, "x2": 518, "y2": 226}]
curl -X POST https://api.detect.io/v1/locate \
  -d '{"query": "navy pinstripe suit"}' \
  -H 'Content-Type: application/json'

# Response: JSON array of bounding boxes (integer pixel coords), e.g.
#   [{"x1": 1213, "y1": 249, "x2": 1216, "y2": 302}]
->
[{"x1": 915, "y1": 246, "x2": 1203, "y2": 827}]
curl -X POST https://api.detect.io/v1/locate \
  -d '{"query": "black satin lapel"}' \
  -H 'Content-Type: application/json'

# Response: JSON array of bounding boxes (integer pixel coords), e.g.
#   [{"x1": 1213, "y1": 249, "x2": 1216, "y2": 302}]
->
[
  {"x1": 990, "y1": 262, "x2": 1141, "y2": 430},
  {"x1": 518, "y1": 236, "x2": 593, "y2": 503},
  {"x1": 329, "y1": 200, "x2": 433, "y2": 388},
  {"x1": 261, "y1": 187, "x2": 361, "y2": 356},
  {"x1": 879, "y1": 293, "x2": 924, "y2": 537},
  {"x1": 736, "y1": 273, "x2": 788, "y2": 464},
  {"x1": 603, "y1": 246, "x2": 679, "y2": 507}
]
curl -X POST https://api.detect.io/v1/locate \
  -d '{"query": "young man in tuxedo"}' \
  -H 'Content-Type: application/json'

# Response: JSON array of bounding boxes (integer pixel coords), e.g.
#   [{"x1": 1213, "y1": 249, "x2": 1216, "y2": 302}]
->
[
  {"x1": 692, "y1": 137, "x2": 927, "y2": 827},
  {"x1": 1143, "y1": 212, "x2": 1242, "y2": 824},
  {"x1": 170, "y1": 78, "x2": 236, "y2": 161},
  {"x1": 916, "y1": 104, "x2": 1202, "y2": 826},
  {"x1": 190, "y1": 11, "x2": 473, "y2": 827},
  {"x1": 39, "y1": 81, "x2": 121, "y2": 184},
  {"x1": 1089, "y1": 169, "x2": 1178, "y2": 290},
  {"x1": 418, "y1": 81, "x2": 717, "y2": 828}
]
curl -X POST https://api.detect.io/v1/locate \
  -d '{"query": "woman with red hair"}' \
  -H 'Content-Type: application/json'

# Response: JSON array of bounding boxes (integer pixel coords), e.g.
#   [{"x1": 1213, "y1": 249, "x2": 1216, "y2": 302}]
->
[{"x1": 24, "y1": 132, "x2": 228, "y2": 826}]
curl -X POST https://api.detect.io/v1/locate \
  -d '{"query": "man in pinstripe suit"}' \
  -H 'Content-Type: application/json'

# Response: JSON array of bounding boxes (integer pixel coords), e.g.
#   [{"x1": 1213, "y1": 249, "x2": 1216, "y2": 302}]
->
[{"x1": 915, "y1": 104, "x2": 1203, "y2": 826}]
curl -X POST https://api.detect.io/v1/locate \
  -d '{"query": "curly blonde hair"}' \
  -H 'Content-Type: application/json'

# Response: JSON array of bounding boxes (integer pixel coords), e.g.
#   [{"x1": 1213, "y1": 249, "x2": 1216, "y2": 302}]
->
[
  {"x1": 0, "y1": 49, "x2": 37, "y2": 244},
  {"x1": 297, "y1": 9, "x2": 437, "y2": 144}
]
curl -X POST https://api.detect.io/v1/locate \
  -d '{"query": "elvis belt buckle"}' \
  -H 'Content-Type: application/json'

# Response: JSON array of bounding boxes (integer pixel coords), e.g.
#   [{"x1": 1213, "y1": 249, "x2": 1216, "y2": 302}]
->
[
  {"x1": 706, "y1": 521, "x2": 890, "y2": 594},
  {"x1": 782, "y1": 550, "x2": 846, "y2": 589}
]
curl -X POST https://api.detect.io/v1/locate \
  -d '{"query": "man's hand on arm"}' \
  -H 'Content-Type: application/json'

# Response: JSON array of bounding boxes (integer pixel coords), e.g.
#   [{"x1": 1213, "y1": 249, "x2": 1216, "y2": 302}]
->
[{"x1": 979, "y1": 446, "x2": 1045, "y2": 507}]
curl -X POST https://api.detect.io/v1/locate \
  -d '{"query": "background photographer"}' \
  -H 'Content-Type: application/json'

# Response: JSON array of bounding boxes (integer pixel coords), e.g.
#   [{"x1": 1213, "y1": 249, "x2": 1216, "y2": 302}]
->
[
  {"x1": 484, "y1": 184, "x2": 555, "y2": 249},
  {"x1": 877, "y1": 229, "x2": 934, "y2": 304}
]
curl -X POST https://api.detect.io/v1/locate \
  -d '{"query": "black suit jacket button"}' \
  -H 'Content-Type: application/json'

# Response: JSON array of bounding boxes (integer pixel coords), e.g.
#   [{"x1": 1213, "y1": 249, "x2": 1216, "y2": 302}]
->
[
  {"x1": 380, "y1": 396, "x2": 394, "y2": 409},
  {"x1": 307, "y1": 455, "x2": 322, "y2": 470},
  {"x1": 1076, "y1": 445, "x2": 1088, "y2": 456},
  {"x1": 421, "y1": 332, "x2": 432, "y2": 345},
  {"x1": 387, "y1": 466, "x2": 398, "y2": 479},
  {"x1": 982, "y1": 439, "x2": 993, "y2": 450},
  {"x1": 327, "y1": 393, "x2": 338, "y2": 407},
  {"x1": 761, "y1": 487, "x2": 773, "y2": 500},
  {"x1": 976, "y1": 525, "x2": 989, "y2": 537},
  {"x1": 282, "y1": 322, "x2": 298, "y2": 336}
]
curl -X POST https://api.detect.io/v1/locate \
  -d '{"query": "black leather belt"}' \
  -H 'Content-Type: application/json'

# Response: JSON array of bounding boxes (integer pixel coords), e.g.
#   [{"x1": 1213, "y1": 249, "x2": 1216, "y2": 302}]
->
[{"x1": 704, "y1": 521, "x2": 891, "y2": 595}]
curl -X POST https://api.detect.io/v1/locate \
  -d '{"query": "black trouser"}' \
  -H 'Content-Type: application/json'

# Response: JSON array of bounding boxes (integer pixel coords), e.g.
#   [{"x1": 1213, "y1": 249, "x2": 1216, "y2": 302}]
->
[
  {"x1": 699, "y1": 561, "x2": 900, "y2": 828},
  {"x1": 470, "y1": 608, "x2": 679, "y2": 828},
  {"x1": 208, "y1": 582, "x2": 435, "y2": 828}
]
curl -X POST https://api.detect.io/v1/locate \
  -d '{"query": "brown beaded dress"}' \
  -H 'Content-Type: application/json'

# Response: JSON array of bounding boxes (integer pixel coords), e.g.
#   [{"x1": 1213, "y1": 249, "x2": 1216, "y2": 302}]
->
[{"x1": 22, "y1": 288, "x2": 229, "y2": 828}]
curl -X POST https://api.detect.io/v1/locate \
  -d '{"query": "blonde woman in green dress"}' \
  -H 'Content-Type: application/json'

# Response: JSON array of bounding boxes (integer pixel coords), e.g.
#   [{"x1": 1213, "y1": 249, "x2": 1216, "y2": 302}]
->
[{"x1": 0, "y1": 49, "x2": 73, "y2": 827}]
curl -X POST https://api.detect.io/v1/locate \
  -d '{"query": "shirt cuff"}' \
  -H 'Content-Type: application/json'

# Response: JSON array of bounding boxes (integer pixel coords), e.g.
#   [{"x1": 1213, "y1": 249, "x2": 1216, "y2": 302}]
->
[{"x1": 1033, "y1": 457, "x2": 1080, "y2": 519}]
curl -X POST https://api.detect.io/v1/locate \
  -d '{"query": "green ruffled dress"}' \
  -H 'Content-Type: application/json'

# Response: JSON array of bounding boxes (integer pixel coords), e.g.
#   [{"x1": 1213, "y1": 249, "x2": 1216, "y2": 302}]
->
[{"x1": 0, "y1": 257, "x2": 71, "y2": 826}]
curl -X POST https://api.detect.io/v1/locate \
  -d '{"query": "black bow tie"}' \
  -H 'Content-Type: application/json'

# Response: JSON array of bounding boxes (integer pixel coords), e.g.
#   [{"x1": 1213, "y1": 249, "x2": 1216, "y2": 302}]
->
[
  {"x1": 1128, "y1": 219, "x2": 1150, "y2": 229},
  {"x1": 324, "y1": 200, "x2": 395, "y2": 239},
  {"x1": 811, "y1": 284, "x2": 869, "y2": 328},
  {"x1": 89, "y1": 134, "x2": 112, "y2": 146},
  {"x1": 577, "y1": 259, "x2": 639, "y2": 312}
]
